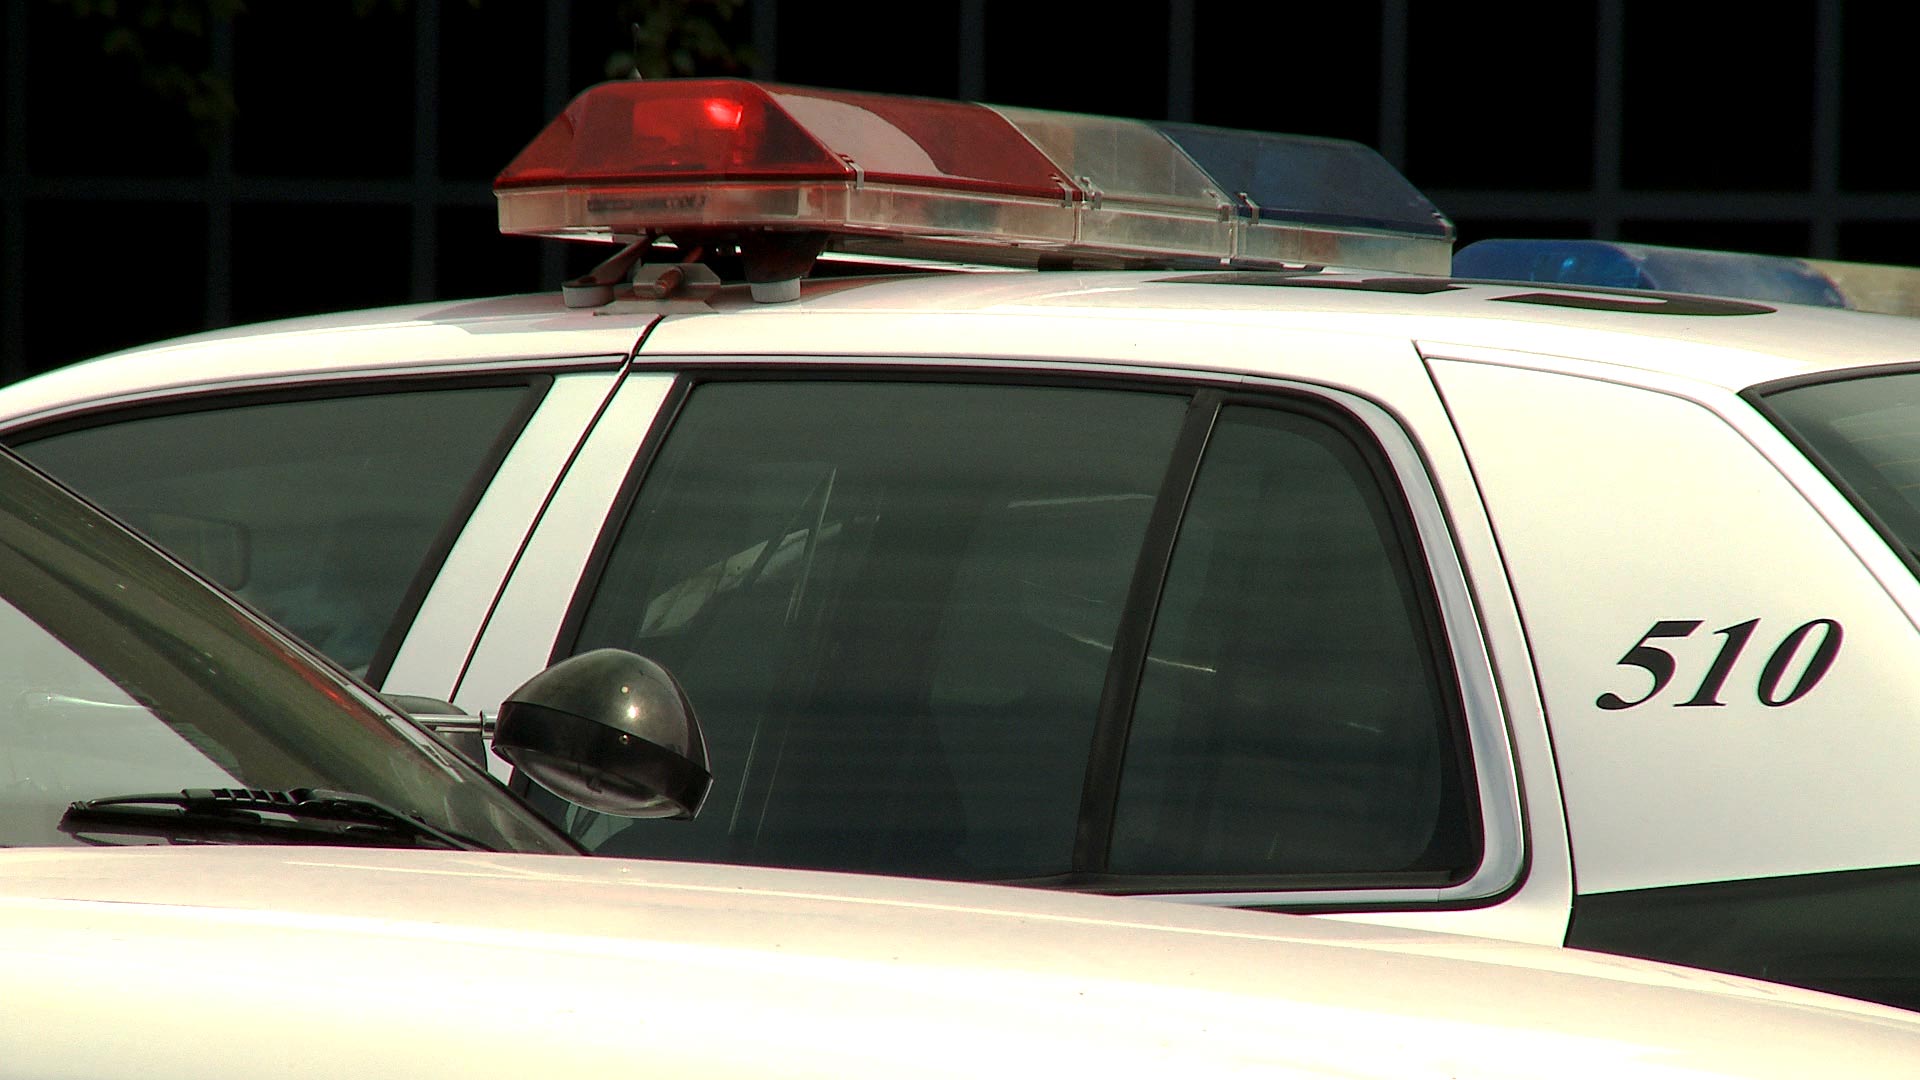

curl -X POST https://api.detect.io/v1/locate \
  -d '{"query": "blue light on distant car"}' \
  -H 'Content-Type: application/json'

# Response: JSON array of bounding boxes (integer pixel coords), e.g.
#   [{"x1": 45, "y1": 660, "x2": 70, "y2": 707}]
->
[{"x1": 1453, "y1": 239, "x2": 1848, "y2": 308}]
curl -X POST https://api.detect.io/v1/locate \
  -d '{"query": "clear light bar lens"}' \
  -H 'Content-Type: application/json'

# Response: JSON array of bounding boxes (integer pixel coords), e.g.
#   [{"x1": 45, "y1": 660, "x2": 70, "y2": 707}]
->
[{"x1": 988, "y1": 106, "x2": 1223, "y2": 212}]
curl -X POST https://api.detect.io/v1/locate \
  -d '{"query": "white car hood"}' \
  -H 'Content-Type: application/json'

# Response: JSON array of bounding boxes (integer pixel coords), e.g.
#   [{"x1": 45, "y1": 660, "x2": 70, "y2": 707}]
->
[{"x1": 3, "y1": 846, "x2": 1917, "y2": 1079}]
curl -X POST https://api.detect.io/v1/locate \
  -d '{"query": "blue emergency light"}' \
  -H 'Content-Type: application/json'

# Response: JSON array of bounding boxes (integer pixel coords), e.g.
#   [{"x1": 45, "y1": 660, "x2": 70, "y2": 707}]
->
[{"x1": 1453, "y1": 239, "x2": 1848, "y2": 308}]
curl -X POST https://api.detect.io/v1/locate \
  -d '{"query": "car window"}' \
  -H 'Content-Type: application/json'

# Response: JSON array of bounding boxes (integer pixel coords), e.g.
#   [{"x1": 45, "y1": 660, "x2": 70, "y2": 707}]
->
[
  {"x1": 0, "y1": 597, "x2": 241, "y2": 845},
  {"x1": 1111, "y1": 405, "x2": 1474, "y2": 877},
  {"x1": 560, "y1": 380, "x2": 1182, "y2": 876},
  {"x1": 548, "y1": 378, "x2": 1475, "y2": 888},
  {"x1": 0, "y1": 450, "x2": 571, "y2": 852},
  {"x1": 12, "y1": 383, "x2": 540, "y2": 678},
  {"x1": 1758, "y1": 370, "x2": 1920, "y2": 564}
]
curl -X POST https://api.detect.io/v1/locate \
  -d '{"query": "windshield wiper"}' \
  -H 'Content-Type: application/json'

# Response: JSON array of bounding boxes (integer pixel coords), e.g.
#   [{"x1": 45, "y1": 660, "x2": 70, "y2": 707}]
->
[{"x1": 61, "y1": 787, "x2": 491, "y2": 851}]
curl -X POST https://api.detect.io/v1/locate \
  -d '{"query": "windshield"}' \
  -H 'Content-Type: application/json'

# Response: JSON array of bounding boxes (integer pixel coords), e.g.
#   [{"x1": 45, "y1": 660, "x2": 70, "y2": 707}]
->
[
  {"x1": 0, "y1": 451, "x2": 572, "y2": 853},
  {"x1": 1761, "y1": 370, "x2": 1920, "y2": 563}
]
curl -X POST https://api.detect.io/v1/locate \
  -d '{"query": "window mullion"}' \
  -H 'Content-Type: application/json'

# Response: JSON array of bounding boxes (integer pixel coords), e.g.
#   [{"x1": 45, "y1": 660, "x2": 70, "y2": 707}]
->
[{"x1": 1072, "y1": 389, "x2": 1221, "y2": 874}]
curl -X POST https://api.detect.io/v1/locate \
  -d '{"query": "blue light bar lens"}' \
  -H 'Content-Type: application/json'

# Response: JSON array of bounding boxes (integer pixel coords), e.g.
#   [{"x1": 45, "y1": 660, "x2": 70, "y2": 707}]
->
[
  {"x1": 1454, "y1": 239, "x2": 1848, "y2": 308},
  {"x1": 1155, "y1": 123, "x2": 1453, "y2": 239}
]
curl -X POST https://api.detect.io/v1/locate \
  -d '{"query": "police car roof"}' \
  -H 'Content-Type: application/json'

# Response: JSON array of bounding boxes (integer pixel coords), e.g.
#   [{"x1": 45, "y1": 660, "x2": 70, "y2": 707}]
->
[
  {"x1": 9, "y1": 268, "x2": 1920, "y2": 425},
  {"x1": 642, "y1": 268, "x2": 1920, "y2": 388}
]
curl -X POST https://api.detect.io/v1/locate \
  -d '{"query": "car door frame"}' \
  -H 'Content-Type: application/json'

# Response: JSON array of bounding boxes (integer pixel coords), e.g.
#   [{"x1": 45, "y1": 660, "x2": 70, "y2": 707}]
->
[{"x1": 462, "y1": 349, "x2": 1572, "y2": 943}]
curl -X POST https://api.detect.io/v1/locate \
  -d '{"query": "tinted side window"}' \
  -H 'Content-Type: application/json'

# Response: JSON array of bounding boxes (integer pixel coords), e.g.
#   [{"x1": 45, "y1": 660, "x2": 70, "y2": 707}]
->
[
  {"x1": 14, "y1": 385, "x2": 535, "y2": 676},
  {"x1": 1760, "y1": 371, "x2": 1920, "y2": 571},
  {"x1": 567, "y1": 381, "x2": 1188, "y2": 877},
  {"x1": 554, "y1": 379, "x2": 1475, "y2": 889},
  {"x1": 1111, "y1": 405, "x2": 1475, "y2": 878}
]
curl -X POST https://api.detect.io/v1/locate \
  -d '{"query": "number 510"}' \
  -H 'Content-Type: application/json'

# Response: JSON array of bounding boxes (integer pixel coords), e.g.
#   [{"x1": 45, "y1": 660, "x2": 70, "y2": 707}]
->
[{"x1": 1596, "y1": 618, "x2": 1843, "y2": 710}]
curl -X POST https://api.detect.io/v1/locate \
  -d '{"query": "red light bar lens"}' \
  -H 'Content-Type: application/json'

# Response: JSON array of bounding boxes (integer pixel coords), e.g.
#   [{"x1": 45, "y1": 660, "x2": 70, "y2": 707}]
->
[
  {"x1": 497, "y1": 80, "x2": 848, "y2": 187},
  {"x1": 765, "y1": 86, "x2": 1067, "y2": 200},
  {"x1": 702, "y1": 97, "x2": 745, "y2": 129},
  {"x1": 497, "y1": 79, "x2": 1069, "y2": 200}
]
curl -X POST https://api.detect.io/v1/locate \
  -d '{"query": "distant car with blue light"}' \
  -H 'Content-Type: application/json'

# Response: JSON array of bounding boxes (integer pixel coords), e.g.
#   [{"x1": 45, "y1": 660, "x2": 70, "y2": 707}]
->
[
  {"x1": 1453, "y1": 236, "x2": 1920, "y2": 314},
  {"x1": 8, "y1": 77, "x2": 1920, "y2": 1015}
]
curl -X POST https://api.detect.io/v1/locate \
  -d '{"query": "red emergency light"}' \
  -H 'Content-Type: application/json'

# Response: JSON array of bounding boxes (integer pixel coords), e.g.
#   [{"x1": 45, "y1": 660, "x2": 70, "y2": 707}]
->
[
  {"x1": 495, "y1": 78, "x2": 1452, "y2": 299},
  {"x1": 498, "y1": 80, "x2": 1071, "y2": 200}
]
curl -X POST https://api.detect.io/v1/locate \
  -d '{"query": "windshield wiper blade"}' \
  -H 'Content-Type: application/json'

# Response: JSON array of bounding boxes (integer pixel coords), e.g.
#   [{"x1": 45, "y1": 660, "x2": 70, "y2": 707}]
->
[{"x1": 61, "y1": 787, "x2": 491, "y2": 851}]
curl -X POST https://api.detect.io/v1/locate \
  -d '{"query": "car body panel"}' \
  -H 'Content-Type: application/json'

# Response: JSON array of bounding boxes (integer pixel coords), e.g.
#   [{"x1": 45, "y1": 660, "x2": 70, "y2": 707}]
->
[
  {"x1": 0, "y1": 295, "x2": 652, "y2": 428},
  {"x1": 20, "y1": 275, "x2": 1920, "y2": 424},
  {"x1": 450, "y1": 371, "x2": 677, "y2": 715},
  {"x1": 1430, "y1": 352, "x2": 1920, "y2": 893},
  {"x1": 3, "y1": 846, "x2": 1919, "y2": 1079},
  {"x1": 630, "y1": 272, "x2": 1920, "y2": 388},
  {"x1": 383, "y1": 369, "x2": 627, "y2": 698}
]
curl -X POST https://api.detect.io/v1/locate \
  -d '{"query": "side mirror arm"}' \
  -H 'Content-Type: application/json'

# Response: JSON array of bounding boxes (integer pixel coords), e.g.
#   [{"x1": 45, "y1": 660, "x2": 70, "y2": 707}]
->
[{"x1": 385, "y1": 693, "x2": 495, "y2": 767}]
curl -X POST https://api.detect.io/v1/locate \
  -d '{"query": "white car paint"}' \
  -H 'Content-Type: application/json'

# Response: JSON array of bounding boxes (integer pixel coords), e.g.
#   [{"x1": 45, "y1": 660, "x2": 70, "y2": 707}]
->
[
  {"x1": 3, "y1": 845, "x2": 1919, "y2": 1079},
  {"x1": 448, "y1": 371, "x2": 679, "y2": 714},
  {"x1": 1429, "y1": 354, "x2": 1920, "y2": 893},
  {"x1": 382, "y1": 369, "x2": 627, "y2": 698}
]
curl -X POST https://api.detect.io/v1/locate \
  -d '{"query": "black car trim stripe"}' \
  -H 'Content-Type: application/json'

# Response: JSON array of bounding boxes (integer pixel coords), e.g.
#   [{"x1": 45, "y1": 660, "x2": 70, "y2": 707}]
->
[{"x1": 1567, "y1": 864, "x2": 1920, "y2": 1014}]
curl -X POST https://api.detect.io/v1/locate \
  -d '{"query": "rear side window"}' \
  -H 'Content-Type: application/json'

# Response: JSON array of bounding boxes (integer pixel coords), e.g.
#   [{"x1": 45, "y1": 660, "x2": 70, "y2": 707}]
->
[
  {"x1": 13, "y1": 384, "x2": 538, "y2": 677},
  {"x1": 553, "y1": 378, "x2": 1475, "y2": 890},
  {"x1": 1113, "y1": 406, "x2": 1472, "y2": 877},
  {"x1": 1759, "y1": 370, "x2": 1920, "y2": 565}
]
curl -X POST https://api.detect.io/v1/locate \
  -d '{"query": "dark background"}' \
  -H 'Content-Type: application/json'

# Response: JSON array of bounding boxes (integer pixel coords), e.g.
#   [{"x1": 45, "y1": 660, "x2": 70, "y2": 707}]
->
[{"x1": 4, "y1": 0, "x2": 1914, "y2": 385}]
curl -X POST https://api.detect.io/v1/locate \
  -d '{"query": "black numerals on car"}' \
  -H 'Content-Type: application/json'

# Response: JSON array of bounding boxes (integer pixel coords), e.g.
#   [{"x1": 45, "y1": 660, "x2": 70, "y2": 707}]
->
[
  {"x1": 1595, "y1": 620, "x2": 1700, "y2": 709},
  {"x1": 1677, "y1": 618, "x2": 1757, "y2": 707},
  {"x1": 1757, "y1": 619, "x2": 1845, "y2": 706},
  {"x1": 1597, "y1": 618, "x2": 1843, "y2": 711}
]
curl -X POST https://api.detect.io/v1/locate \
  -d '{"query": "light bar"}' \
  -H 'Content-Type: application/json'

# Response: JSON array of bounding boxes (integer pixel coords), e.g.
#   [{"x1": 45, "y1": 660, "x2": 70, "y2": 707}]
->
[
  {"x1": 1155, "y1": 122, "x2": 1452, "y2": 270},
  {"x1": 1453, "y1": 238, "x2": 1920, "y2": 317},
  {"x1": 495, "y1": 78, "x2": 1452, "y2": 292},
  {"x1": 986, "y1": 105, "x2": 1234, "y2": 263}
]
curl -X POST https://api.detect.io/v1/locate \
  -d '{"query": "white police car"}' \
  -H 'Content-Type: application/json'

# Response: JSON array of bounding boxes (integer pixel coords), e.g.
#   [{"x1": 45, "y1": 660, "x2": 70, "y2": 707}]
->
[
  {"x1": 9, "y1": 845, "x2": 1920, "y2": 1079},
  {"x1": 26, "y1": 412, "x2": 1884, "y2": 1080},
  {"x1": 6, "y1": 78, "x2": 1920, "y2": 1012}
]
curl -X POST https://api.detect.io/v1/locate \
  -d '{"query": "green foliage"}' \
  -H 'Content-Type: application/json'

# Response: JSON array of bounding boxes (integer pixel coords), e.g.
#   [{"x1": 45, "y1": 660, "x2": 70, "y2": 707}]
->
[
  {"x1": 608, "y1": 0, "x2": 755, "y2": 80},
  {"x1": 48, "y1": 0, "x2": 247, "y2": 141},
  {"x1": 44, "y1": 0, "x2": 757, "y2": 147}
]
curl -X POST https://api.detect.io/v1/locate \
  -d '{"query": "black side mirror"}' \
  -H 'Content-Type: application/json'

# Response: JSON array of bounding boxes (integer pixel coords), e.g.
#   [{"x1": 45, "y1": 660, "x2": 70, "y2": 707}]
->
[{"x1": 491, "y1": 649, "x2": 712, "y2": 819}]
